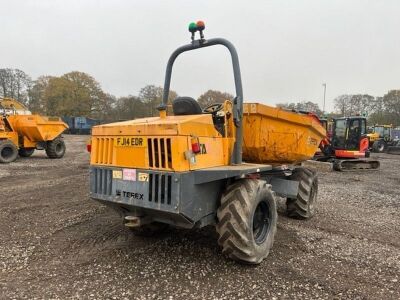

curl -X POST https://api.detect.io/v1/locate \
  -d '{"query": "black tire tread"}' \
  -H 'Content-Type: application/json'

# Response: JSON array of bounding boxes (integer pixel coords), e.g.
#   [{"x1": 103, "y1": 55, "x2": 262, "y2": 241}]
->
[
  {"x1": 0, "y1": 140, "x2": 18, "y2": 163},
  {"x1": 287, "y1": 167, "x2": 318, "y2": 219},
  {"x1": 216, "y1": 179, "x2": 277, "y2": 264},
  {"x1": 372, "y1": 140, "x2": 386, "y2": 153},
  {"x1": 46, "y1": 137, "x2": 66, "y2": 159}
]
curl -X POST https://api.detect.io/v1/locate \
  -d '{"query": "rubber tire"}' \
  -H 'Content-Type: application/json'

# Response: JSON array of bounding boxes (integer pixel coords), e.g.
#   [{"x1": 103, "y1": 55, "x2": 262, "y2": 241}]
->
[
  {"x1": 372, "y1": 140, "x2": 386, "y2": 153},
  {"x1": 129, "y1": 222, "x2": 169, "y2": 237},
  {"x1": 0, "y1": 140, "x2": 18, "y2": 163},
  {"x1": 287, "y1": 167, "x2": 318, "y2": 219},
  {"x1": 18, "y1": 148, "x2": 35, "y2": 157},
  {"x1": 216, "y1": 179, "x2": 277, "y2": 264},
  {"x1": 46, "y1": 138, "x2": 66, "y2": 159}
]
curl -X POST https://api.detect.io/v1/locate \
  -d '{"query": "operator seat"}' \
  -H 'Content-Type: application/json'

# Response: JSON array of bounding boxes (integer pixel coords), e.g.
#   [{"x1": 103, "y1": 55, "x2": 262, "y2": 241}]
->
[{"x1": 172, "y1": 97, "x2": 202, "y2": 115}]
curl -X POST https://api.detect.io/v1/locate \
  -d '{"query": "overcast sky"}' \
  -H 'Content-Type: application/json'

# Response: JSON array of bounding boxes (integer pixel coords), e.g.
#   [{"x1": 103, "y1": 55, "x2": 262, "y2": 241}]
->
[{"x1": 1, "y1": 0, "x2": 399, "y2": 111}]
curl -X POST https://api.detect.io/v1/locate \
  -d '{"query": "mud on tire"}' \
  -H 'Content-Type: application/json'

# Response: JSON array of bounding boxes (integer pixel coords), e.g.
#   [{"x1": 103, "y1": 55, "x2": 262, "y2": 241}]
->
[
  {"x1": 216, "y1": 179, "x2": 277, "y2": 264},
  {"x1": 0, "y1": 140, "x2": 18, "y2": 163},
  {"x1": 287, "y1": 167, "x2": 318, "y2": 219},
  {"x1": 46, "y1": 137, "x2": 66, "y2": 159}
]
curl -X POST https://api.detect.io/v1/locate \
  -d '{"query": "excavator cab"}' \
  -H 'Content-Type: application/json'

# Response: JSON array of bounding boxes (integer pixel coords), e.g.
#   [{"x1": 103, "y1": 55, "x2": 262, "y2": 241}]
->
[{"x1": 332, "y1": 117, "x2": 368, "y2": 152}]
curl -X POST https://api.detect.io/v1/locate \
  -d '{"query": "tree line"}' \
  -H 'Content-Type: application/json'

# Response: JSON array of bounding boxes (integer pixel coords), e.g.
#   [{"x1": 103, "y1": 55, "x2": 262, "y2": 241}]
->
[
  {"x1": 1, "y1": 68, "x2": 398, "y2": 125},
  {"x1": 333, "y1": 92, "x2": 400, "y2": 125},
  {"x1": 274, "y1": 92, "x2": 400, "y2": 126},
  {"x1": 0, "y1": 68, "x2": 233, "y2": 122}
]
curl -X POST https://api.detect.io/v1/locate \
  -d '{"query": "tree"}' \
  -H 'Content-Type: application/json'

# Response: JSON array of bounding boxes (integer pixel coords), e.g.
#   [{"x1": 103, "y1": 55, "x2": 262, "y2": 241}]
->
[
  {"x1": 28, "y1": 76, "x2": 54, "y2": 113},
  {"x1": 0, "y1": 68, "x2": 32, "y2": 104},
  {"x1": 113, "y1": 96, "x2": 147, "y2": 120},
  {"x1": 139, "y1": 85, "x2": 178, "y2": 117},
  {"x1": 334, "y1": 94, "x2": 375, "y2": 117},
  {"x1": 367, "y1": 97, "x2": 385, "y2": 125},
  {"x1": 382, "y1": 90, "x2": 400, "y2": 124},
  {"x1": 334, "y1": 94, "x2": 351, "y2": 116},
  {"x1": 94, "y1": 93, "x2": 116, "y2": 122},
  {"x1": 38, "y1": 71, "x2": 106, "y2": 117},
  {"x1": 62, "y1": 71, "x2": 104, "y2": 116},
  {"x1": 197, "y1": 90, "x2": 233, "y2": 108}
]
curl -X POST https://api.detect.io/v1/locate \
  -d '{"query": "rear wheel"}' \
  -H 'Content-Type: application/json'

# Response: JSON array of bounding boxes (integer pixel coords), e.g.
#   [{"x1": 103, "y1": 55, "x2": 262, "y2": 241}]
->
[
  {"x1": 372, "y1": 140, "x2": 386, "y2": 153},
  {"x1": 287, "y1": 167, "x2": 318, "y2": 219},
  {"x1": 18, "y1": 148, "x2": 35, "y2": 157},
  {"x1": 46, "y1": 138, "x2": 66, "y2": 159},
  {"x1": 216, "y1": 179, "x2": 277, "y2": 264},
  {"x1": 0, "y1": 140, "x2": 18, "y2": 163}
]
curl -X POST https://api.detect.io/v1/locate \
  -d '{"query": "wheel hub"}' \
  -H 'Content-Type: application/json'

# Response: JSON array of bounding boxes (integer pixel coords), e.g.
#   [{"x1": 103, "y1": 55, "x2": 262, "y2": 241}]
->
[
  {"x1": 1, "y1": 147, "x2": 13, "y2": 159},
  {"x1": 253, "y1": 201, "x2": 270, "y2": 245}
]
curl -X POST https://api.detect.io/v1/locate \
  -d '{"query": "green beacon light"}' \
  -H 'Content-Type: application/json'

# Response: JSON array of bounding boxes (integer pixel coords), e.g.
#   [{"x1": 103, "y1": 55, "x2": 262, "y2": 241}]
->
[
  {"x1": 188, "y1": 22, "x2": 198, "y2": 41},
  {"x1": 188, "y1": 22, "x2": 198, "y2": 33}
]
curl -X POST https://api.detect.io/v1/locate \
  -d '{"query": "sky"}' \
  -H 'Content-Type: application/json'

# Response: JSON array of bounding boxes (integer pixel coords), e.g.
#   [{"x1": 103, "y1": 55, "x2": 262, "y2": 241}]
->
[{"x1": 1, "y1": 0, "x2": 399, "y2": 112}]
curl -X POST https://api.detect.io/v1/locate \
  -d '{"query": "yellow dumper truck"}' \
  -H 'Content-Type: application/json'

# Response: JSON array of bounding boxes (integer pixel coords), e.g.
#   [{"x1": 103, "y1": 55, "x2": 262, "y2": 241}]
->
[
  {"x1": 88, "y1": 23, "x2": 326, "y2": 264},
  {"x1": 0, "y1": 98, "x2": 68, "y2": 163}
]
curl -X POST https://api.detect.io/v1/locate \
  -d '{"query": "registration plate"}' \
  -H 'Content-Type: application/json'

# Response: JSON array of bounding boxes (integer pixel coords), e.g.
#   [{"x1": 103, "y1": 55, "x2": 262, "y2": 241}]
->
[{"x1": 114, "y1": 136, "x2": 147, "y2": 147}]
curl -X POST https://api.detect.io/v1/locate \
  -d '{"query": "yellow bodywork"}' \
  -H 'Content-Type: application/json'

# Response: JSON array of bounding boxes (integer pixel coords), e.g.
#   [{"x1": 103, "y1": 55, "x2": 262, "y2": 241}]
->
[
  {"x1": 367, "y1": 132, "x2": 380, "y2": 143},
  {"x1": 90, "y1": 101, "x2": 326, "y2": 171},
  {"x1": 242, "y1": 103, "x2": 326, "y2": 164},
  {"x1": 0, "y1": 98, "x2": 68, "y2": 149},
  {"x1": 91, "y1": 114, "x2": 233, "y2": 171},
  {"x1": 367, "y1": 124, "x2": 393, "y2": 143}
]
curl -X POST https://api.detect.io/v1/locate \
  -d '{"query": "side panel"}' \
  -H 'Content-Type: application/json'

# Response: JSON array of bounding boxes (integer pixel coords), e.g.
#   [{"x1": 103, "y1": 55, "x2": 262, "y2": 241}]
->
[
  {"x1": 242, "y1": 103, "x2": 325, "y2": 164},
  {"x1": 90, "y1": 135, "x2": 228, "y2": 172},
  {"x1": 188, "y1": 136, "x2": 226, "y2": 170}
]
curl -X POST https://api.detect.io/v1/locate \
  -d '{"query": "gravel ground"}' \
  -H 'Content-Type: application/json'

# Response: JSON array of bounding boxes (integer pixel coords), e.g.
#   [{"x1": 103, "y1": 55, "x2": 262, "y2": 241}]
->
[{"x1": 0, "y1": 135, "x2": 399, "y2": 299}]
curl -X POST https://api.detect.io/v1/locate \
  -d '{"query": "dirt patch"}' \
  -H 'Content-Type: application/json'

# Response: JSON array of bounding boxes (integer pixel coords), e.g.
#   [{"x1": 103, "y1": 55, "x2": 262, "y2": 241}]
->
[{"x1": 0, "y1": 135, "x2": 399, "y2": 299}]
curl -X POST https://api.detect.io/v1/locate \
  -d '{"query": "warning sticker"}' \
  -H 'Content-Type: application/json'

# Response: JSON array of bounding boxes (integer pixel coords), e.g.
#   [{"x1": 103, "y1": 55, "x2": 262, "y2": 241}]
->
[
  {"x1": 123, "y1": 169, "x2": 136, "y2": 181},
  {"x1": 112, "y1": 170, "x2": 122, "y2": 179},
  {"x1": 138, "y1": 173, "x2": 149, "y2": 182}
]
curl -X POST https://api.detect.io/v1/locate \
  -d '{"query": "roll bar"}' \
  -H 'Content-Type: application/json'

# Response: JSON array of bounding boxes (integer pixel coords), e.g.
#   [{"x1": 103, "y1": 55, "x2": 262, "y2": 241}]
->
[{"x1": 159, "y1": 38, "x2": 244, "y2": 165}]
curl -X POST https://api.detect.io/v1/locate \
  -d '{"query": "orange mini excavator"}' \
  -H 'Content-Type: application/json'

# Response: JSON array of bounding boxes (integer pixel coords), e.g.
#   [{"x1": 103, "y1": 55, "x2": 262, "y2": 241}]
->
[{"x1": 316, "y1": 116, "x2": 380, "y2": 171}]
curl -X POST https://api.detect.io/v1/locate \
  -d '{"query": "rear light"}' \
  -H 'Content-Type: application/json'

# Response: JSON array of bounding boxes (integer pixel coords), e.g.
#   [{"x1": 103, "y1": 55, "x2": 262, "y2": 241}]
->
[
  {"x1": 86, "y1": 143, "x2": 91, "y2": 152},
  {"x1": 191, "y1": 136, "x2": 200, "y2": 154}
]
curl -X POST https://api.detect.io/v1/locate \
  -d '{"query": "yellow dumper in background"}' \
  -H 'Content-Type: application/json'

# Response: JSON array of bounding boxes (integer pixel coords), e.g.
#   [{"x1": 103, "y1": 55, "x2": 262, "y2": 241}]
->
[{"x1": 0, "y1": 98, "x2": 68, "y2": 163}]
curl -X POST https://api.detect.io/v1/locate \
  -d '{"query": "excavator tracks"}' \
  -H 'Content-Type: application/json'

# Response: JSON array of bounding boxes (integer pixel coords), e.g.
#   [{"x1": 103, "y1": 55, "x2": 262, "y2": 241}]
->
[{"x1": 333, "y1": 159, "x2": 380, "y2": 171}]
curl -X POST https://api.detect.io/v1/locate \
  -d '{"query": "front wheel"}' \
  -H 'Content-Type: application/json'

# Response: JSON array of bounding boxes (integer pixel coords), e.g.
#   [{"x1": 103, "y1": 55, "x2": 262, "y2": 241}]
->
[
  {"x1": 286, "y1": 167, "x2": 318, "y2": 219},
  {"x1": 46, "y1": 138, "x2": 66, "y2": 159},
  {"x1": 0, "y1": 140, "x2": 18, "y2": 163},
  {"x1": 216, "y1": 179, "x2": 277, "y2": 264},
  {"x1": 372, "y1": 140, "x2": 386, "y2": 153}
]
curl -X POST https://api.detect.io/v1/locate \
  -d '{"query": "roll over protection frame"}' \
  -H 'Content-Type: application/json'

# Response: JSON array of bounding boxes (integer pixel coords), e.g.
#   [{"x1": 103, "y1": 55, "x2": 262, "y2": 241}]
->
[{"x1": 159, "y1": 38, "x2": 244, "y2": 165}]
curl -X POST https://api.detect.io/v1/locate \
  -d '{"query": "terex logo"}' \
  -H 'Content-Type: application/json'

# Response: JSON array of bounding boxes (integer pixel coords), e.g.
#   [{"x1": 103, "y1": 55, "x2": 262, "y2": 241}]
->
[{"x1": 116, "y1": 189, "x2": 144, "y2": 200}]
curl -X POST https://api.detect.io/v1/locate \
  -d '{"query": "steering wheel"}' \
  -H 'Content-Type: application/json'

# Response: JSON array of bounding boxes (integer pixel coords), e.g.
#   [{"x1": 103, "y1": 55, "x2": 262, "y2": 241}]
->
[{"x1": 202, "y1": 103, "x2": 223, "y2": 114}]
